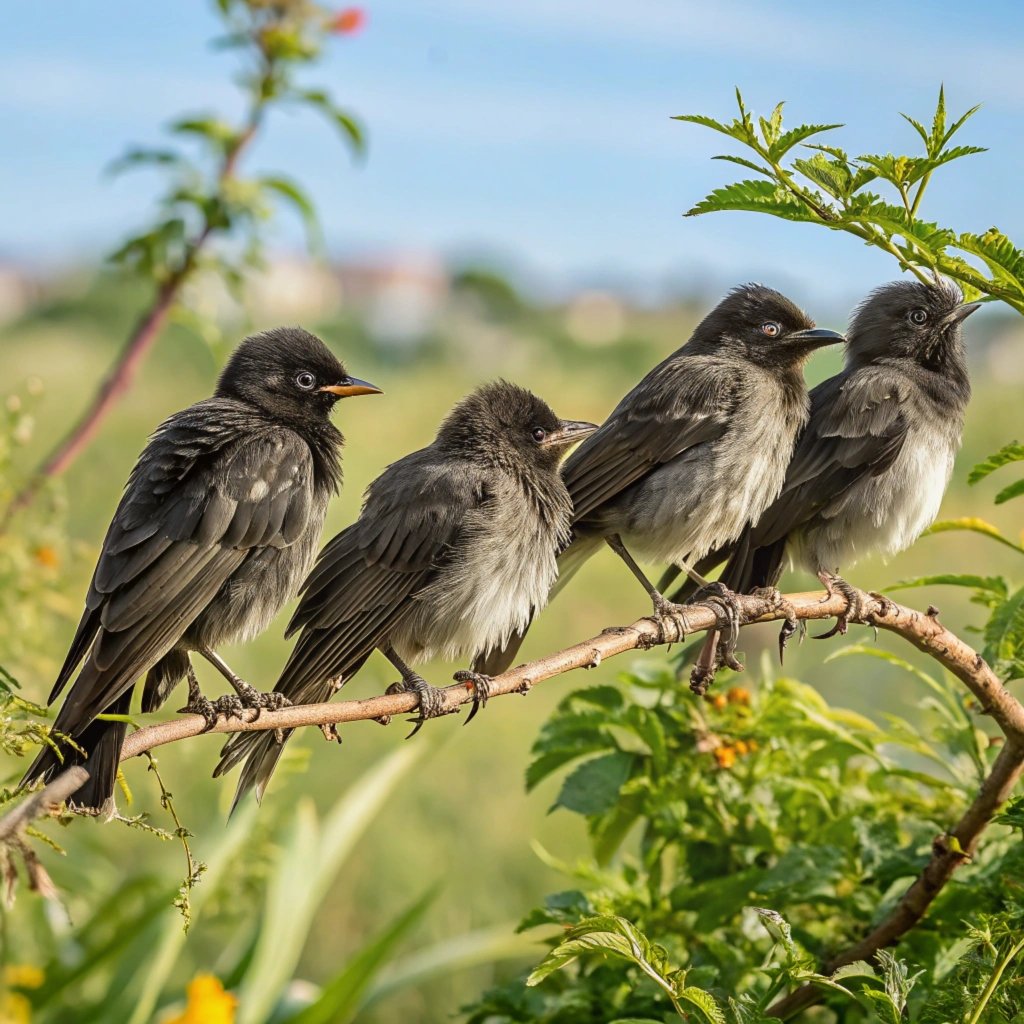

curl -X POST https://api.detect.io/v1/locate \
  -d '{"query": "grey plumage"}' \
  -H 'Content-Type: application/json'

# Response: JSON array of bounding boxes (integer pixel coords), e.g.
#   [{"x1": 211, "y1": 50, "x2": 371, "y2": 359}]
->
[
  {"x1": 680, "y1": 277, "x2": 977, "y2": 677},
  {"x1": 215, "y1": 381, "x2": 596, "y2": 810},
  {"x1": 478, "y1": 283, "x2": 843, "y2": 675},
  {"x1": 22, "y1": 327, "x2": 379, "y2": 810}
]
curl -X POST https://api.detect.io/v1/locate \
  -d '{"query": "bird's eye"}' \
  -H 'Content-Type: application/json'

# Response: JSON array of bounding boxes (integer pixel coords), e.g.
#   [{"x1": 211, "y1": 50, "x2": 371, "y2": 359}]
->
[
  {"x1": 531, "y1": 427, "x2": 547, "y2": 443},
  {"x1": 761, "y1": 321, "x2": 781, "y2": 338},
  {"x1": 296, "y1": 372, "x2": 316, "y2": 390},
  {"x1": 909, "y1": 308, "x2": 928, "y2": 326}
]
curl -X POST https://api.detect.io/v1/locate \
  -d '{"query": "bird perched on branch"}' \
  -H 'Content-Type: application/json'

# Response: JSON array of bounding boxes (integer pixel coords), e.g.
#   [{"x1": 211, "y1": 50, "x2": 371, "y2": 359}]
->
[
  {"x1": 22, "y1": 328, "x2": 380, "y2": 811},
  {"x1": 477, "y1": 284, "x2": 843, "y2": 676},
  {"x1": 214, "y1": 381, "x2": 596, "y2": 810},
  {"x1": 674, "y1": 277, "x2": 979, "y2": 691}
]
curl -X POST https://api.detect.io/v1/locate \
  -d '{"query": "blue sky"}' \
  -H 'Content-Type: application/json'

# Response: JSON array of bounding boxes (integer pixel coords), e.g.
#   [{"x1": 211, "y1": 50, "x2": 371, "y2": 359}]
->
[{"x1": 3, "y1": 1, "x2": 1023, "y2": 304}]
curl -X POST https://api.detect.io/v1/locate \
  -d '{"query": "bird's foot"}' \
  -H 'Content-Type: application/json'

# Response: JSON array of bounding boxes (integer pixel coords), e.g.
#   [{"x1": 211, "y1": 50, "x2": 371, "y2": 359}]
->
[
  {"x1": 814, "y1": 572, "x2": 865, "y2": 639},
  {"x1": 178, "y1": 691, "x2": 221, "y2": 732},
  {"x1": 386, "y1": 673, "x2": 456, "y2": 738},
  {"x1": 453, "y1": 670, "x2": 493, "y2": 725},
  {"x1": 229, "y1": 679, "x2": 292, "y2": 719},
  {"x1": 692, "y1": 582, "x2": 744, "y2": 671},
  {"x1": 649, "y1": 593, "x2": 693, "y2": 644},
  {"x1": 750, "y1": 586, "x2": 800, "y2": 663},
  {"x1": 320, "y1": 723, "x2": 342, "y2": 744}
]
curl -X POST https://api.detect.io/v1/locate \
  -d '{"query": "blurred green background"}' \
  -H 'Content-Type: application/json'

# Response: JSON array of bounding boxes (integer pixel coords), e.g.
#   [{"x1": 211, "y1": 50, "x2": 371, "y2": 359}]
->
[{"x1": 1, "y1": 265, "x2": 1021, "y2": 1021}]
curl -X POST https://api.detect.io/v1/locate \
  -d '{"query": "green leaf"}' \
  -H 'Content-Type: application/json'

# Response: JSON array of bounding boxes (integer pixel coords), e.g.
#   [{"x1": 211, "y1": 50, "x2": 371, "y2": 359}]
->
[
  {"x1": 860, "y1": 989, "x2": 901, "y2": 1024},
  {"x1": 712, "y1": 154, "x2": 774, "y2": 178},
  {"x1": 106, "y1": 147, "x2": 187, "y2": 177},
  {"x1": 968, "y1": 442, "x2": 1024, "y2": 484},
  {"x1": 792, "y1": 152, "x2": 855, "y2": 200},
  {"x1": 996, "y1": 478, "x2": 1024, "y2": 505},
  {"x1": 293, "y1": 89, "x2": 366, "y2": 156},
  {"x1": 900, "y1": 112, "x2": 930, "y2": 148},
  {"x1": 956, "y1": 228, "x2": 1024, "y2": 293},
  {"x1": 677, "y1": 987, "x2": 728, "y2": 1024},
  {"x1": 886, "y1": 574, "x2": 1008, "y2": 598},
  {"x1": 768, "y1": 122, "x2": 841, "y2": 162},
  {"x1": 169, "y1": 116, "x2": 238, "y2": 149},
  {"x1": 922, "y1": 517, "x2": 1024, "y2": 554},
  {"x1": 672, "y1": 112, "x2": 753, "y2": 146},
  {"x1": 749, "y1": 907, "x2": 797, "y2": 960},
  {"x1": 551, "y1": 751, "x2": 634, "y2": 816},
  {"x1": 283, "y1": 888, "x2": 437, "y2": 1024},
  {"x1": 685, "y1": 179, "x2": 821, "y2": 222},
  {"x1": 259, "y1": 175, "x2": 324, "y2": 255},
  {"x1": 527, "y1": 914, "x2": 650, "y2": 986},
  {"x1": 983, "y1": 585, "x2": 1024, "y2": 681}
]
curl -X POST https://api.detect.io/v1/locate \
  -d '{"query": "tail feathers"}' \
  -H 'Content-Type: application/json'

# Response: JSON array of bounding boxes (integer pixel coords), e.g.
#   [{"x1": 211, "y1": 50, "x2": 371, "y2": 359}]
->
[
  {"x1": 21, "y1": 692, "x2": 131, "y2": 813},
  {"x1": 218, "y1": 731, "x2": 290, "y2": 816},
  {"x1": 141, "y1": 650, "x2": 191, "y2": 714},
  {"x1": 473, "y1": 534, "x2": 602, "y2": 677}
]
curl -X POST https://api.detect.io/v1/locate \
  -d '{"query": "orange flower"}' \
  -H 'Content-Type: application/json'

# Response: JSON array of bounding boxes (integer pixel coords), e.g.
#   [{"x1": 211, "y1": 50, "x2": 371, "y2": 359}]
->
[
  {"x1": 33, "y1": 546, "x2": 59, "y2": 569},
  {"x1": 713, "y1": 746, "x2": 736, "y2": 769},
  {"x1": 733, "y1": 739, "x2": 749, "y2": 756},
  {"x1": 329, "y1": 7, "x2": 366, "y2": 34},
  {"x1": 709, "y1": 693, "x2": 727, "y2": 710},
  {"x1": 726, "y1": 686, "x2": 751, "y2": 705},
  {"x1": 164, "y1": 975, "x2": 237, "y2": 1024}
]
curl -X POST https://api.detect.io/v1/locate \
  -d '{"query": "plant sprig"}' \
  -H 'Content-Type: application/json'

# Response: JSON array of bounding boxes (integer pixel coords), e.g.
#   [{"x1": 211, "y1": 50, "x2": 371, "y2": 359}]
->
[{"x1": 675, "y1": 87, "x2": 1024, "y2": 314}]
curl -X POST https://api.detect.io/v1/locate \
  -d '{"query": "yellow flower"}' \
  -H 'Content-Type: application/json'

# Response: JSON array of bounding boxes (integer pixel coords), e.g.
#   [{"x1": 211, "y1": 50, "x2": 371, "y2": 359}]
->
[
  {"x1": 164, "y1": 975, "x2": 238, "y2": 1024},
  {"x1": 0, "y1": 991, "x2": 32, "y2": 1024},
  {"x1": 2, "y1": 967, "x2": 43, "y2": 991}
]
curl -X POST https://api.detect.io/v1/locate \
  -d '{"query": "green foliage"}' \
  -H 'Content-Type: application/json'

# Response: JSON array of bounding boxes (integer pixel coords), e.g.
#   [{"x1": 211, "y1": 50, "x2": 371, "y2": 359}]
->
[
  {"x1": 106, "y1": 0, "x2": 363, "y2": 325},
  {"x1": 675, "y1": 87, "x2": 1024, "y2": 313},
  {"x1": 463, "y1": 663, "x2": 1024, "y2": 1022}
]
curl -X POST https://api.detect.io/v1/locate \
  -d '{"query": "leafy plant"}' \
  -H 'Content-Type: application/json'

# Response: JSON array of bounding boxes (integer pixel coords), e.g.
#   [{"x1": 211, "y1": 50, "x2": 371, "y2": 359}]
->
[{"x1": 675, "y1": 88, "x2": 1024, "y2": 312}]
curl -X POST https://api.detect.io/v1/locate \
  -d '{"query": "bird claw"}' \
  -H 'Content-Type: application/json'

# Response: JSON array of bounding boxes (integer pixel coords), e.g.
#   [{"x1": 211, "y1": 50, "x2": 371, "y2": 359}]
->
[
  {"x1": 178, "y1": 694, "x2": 221, "y2": 732},
  {"x1": 650, "y1": 594, "x2": 692, "y2": 644},
  {"x1": 454, "y1": 670, "x2": 493, "y2": 724},
  {"x1": 386, "y1": 674, "x2": 454, "y2": 738},
  {"x1": 231, "y1": 680, "x2": 292, "y2": 718},
  {"x1": 320, "y1": 722, "x2": 342, "y2": 744},
  {"x1": 814, "y1": 572, "x2": 863, "y2": 640}
]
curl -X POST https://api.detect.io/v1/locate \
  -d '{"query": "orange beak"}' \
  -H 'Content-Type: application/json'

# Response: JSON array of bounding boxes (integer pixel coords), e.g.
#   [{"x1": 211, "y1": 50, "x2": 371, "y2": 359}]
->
[{"x1": 318, "y1": 377, "x2": 383, "y2": 398}]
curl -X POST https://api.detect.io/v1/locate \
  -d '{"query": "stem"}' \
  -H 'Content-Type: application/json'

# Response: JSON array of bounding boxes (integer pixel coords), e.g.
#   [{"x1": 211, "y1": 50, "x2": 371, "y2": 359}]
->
[
  {"x1": 910, "y1": 170, "x2": 933, "y2": 219},
  {"x1": 0, "y1": 76, "x2": 267, "y2": 533},
  {"x1": 967, "y1": 935, "x2": 1024, "y2": 1024}
]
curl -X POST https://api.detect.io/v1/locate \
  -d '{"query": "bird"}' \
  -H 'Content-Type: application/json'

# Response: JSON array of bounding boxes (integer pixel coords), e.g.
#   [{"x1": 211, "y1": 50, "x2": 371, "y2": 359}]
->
[
  {"x1": 213, "y1": 380, "x2": 597, "y2": 810},
  {"x1": 476, "y1": 284, "x2": 843, "y2": 676},
  {"x1": 21, "y1": 327, "x2": 381, "y2": 811},
  {"x1": 672, "y1": 276, "x2": 979, "y2": 689}
]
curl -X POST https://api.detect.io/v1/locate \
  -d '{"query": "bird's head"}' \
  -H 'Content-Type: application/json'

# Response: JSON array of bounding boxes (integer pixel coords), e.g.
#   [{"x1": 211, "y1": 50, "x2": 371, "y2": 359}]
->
[
  {"x1": 216, "y1": 327, "x2": 381, "y2": 425},
  {"x1": 846, "y1": 277, "x2": 980, "y2": 370},
  {"x1": 436, "y1": 381, "x2": 597, "y2": 473},
  {"x1": 688, "y1": 283, "x2": 843, "y2": 368}
]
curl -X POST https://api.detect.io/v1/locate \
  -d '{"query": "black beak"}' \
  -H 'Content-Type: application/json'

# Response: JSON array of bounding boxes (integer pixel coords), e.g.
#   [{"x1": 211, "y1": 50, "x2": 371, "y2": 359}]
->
[
  {"x1": 946, "y1": 301, "x2": 982, "y2": 325},
  {"x1": 542, "y1": 419, "x2": 599, "y2": 448},
  {"x1": 319, "y1": 377, "x2": 383, "y2": 398},
  {"x1": 787, "y1": 327, "x2": 845, "y2": 349}
]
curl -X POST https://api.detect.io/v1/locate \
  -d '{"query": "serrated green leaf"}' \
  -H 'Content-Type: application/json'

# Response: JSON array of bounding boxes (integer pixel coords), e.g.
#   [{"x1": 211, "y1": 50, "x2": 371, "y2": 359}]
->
[
  {"x1": 551, "y1": 751, "x2": 634, "y2": 816},
  {"x1": 983, "y1": 585, "x2": 1024, "y2": 681},
  {"x1": 956, "y1": 228, "x2": 1024, "y2": 293},
  {"x1": 792, "y1": 153, "x2": 853, "y2": 200},
  {"x1": 922, "y1": 517, "x2": 1024, "y2": 554},
  {"x1": 900, "y1": 112, "x2": 930, "y2": 147},
  {"x1": 686, "y1": 179, "x2": 822, "y2": 222},
  {"x1": 768, "y1": 122, "x2": 841, "y2": 161},
  {"x1": 677, "y1": 987, "x2": 727, "y2": 1024},
  {"x1": 968, "y1": 442, "x2": 1024, "y2": 484},
  {"x1": 712, "y1": 154, "x2": 774, "y2": 177},
  {"x1": 860, "y1": 988, "x2": 902, "y2": 1024}
]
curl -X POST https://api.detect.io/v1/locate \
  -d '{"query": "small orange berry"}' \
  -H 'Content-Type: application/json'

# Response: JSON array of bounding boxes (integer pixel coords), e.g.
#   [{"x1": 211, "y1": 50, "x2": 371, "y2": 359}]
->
[
  {"x1": 713, "y1": 746, "x2": 736, "y2": 769},
  {"x1": 710, "y1": 694, "x2": 727, "y2": 710},
  {"x1": 329, "y1": 7, "x2": 366, "y2": 34},
  {"x1": 734, "y1": 739, "x2": 749, "y2": 756},
  {"x1": 726, "y1": 686, "x2": 751, "y2": 705}
]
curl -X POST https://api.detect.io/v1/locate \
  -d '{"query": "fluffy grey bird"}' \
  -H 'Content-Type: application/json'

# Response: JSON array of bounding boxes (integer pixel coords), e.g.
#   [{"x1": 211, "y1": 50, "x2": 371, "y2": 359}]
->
[
  {"x1": 677, "y1": 277, "x2": 978, "y2": 687},
  {"x1": 214, "y1": 381, "x2": 596, "y2": 809},
  {"x1": 22, "y1": 328, "x2": 380, "y2": 810},
  {"x1": 477, "y1": 284, "x2": 843, "y2": 675}
]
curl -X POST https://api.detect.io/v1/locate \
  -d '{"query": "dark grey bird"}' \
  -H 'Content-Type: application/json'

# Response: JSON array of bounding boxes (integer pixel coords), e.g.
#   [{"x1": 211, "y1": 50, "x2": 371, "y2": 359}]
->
[
  {"x1": 477, "y1": 284, "x2": 843, "y2": 676},
  {"x1": 22, "y1": 327, "x2": 380, "y2": 811},
  {"x1": 674, "y1": 277, "x2": 978, "y2": 687},
  {"x1": 214, "y1": 381, "x2": 596, "y2": 809}
]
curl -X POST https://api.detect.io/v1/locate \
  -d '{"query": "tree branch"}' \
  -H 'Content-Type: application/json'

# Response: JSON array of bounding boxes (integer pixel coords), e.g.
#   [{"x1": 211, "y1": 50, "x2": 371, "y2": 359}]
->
[{"x1": 5, "y1": 585, "x2": 1023, "y2": 999}]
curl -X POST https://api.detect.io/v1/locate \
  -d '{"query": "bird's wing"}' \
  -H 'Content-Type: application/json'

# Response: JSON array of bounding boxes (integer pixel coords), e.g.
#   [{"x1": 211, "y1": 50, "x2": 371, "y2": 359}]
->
[
  {"x1": 563, "y1": 358, "x2": 736, "y2": 523},
  {"x1": 276, "y1": 454, "x2": 489, "y2": 704},
  {"x1": 749, "y1": 368, "x2": 910, "y2": 547},
  {"x1": 50, "y1": 405, "x2": 316, "y2": 729}
]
